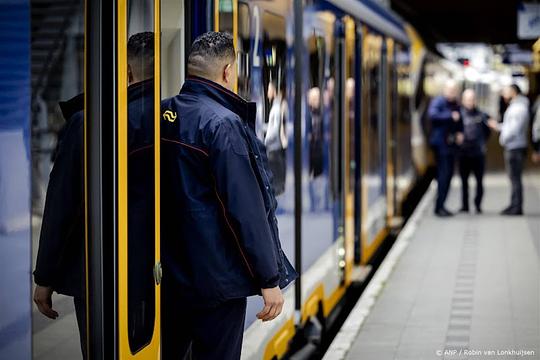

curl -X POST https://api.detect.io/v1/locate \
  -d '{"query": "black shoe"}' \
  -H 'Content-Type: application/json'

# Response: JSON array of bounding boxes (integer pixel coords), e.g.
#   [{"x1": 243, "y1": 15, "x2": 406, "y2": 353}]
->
[
  {"x1": 475, "y1": 206, "x2": 482, "y2": 214},
  {"x1": 459, "y1": 207, "x2": 469, "y2": 213},
  {"x1": 501, "y1": 207, "x2": 523, "y2": 216},
  {"x1": 435, "y1": 208, "x2": 454, "y2": 217}
]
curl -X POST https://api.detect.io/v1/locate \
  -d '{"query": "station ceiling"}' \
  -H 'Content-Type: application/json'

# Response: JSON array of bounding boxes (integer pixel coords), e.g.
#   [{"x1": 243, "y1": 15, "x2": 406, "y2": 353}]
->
[{"x1": 390, "y1": 0, "x2": 535, "y2": 48}]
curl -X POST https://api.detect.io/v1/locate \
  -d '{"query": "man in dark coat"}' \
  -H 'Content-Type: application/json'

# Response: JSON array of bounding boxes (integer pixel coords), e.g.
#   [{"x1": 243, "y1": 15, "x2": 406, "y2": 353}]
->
[
  {"x1": 457, "y1": 89, "x2": 491, "y2": 213},
  {"x1": 33, "y1": 32, "x2": 156, "y2": 358},
  {"x1": 160, "y1": 31, "x2": 297, "y2": 360},
  {"x1": 428, "y1": 80, "x2": 464, "y2": 217}
]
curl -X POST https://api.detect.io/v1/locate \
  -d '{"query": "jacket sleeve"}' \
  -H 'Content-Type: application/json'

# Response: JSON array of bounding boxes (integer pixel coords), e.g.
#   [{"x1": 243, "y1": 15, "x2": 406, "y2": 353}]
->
[
  {"x1": 208, "y1": 118, "x2": 280, "y2": 289},
  {"x1": 34, "y1": 113, "x2": 84, "y2": 288},
  {"x1": 428, "y1": 97, "x2": 453, "y2": 123}
]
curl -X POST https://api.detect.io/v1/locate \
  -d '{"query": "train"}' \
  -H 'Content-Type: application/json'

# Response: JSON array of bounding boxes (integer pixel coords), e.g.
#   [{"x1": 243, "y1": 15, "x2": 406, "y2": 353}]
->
[{"x1": 0, "y1": 0, "x2": 482, "y2": 359}]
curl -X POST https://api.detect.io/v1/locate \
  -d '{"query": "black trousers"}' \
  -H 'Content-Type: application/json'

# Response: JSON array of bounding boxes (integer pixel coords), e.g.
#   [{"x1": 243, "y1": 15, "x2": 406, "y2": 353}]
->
[
  {"x1": 162, "y1": 286, "x2": 247, "y2": 360},
  {"x1": 73, "y1": 296, "x2": 87, "y2": 360},
  {"x1": 434, "y1": 148, "x2": 455, "y2": 211},
  {"x1": 504, "y1": 148, "x2": 526, "y2": 210},
  {"x1": 458, "y1": 153, "x2": 485, "y2": 210}
]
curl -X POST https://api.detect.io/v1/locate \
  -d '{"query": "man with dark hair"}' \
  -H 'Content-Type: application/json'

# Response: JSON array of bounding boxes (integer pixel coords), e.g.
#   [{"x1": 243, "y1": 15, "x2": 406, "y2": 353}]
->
[
  {"x1": 489, "y1": 84, "x2": 530, "y2": 215},
  {"x1": 161, "y1": 31, "x2": 297, "y2": 359},
  {"x1": 33, "y1": 32, "x2": 155, "y2": 358}
]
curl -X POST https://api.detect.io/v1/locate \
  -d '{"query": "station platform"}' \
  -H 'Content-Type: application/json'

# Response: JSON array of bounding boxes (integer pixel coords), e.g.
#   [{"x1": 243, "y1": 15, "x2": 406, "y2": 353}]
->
[{"x1": 324, "y1": 173, "x2": 540, "y2": 360}]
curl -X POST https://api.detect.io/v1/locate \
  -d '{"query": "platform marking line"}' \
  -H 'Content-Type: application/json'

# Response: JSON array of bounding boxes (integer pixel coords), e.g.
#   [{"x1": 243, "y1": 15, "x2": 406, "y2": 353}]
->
[{"x1": 322, "y1": 182, "x2": 436, "y2": 360}]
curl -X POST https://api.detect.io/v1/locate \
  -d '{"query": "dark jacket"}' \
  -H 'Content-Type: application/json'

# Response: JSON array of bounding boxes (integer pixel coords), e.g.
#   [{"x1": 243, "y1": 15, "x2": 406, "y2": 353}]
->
[
  {"x1": 160, "y1": 76, "x2": 297, "y2": 306},
  {"x1": 34, "y1": 94, "x2": 85, "y2": 297},
  {"x1": 459, "y1": 107, "x2": 490, "y2": 156},
  {"x1": 34, "y1": 80, "x2": 156, "y2": 299},
  {"x1": 428, "y1": 95, "x2": 463, "y2": 153}
]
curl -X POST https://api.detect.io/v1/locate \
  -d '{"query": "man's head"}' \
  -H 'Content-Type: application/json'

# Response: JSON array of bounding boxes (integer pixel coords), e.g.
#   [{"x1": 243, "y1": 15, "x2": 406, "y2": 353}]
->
[
  {"x1": 443, "y1": 79, "x2": 459, "y2": 102},
  {"x1": 127, "y1": 32, "x2": 154, "y2": 85},
  {"x1": 462, "y1": 89, "x2": 476, "y2": 111},
  {"x1": 187, "y1": 31, "x2": 237, "y2": 91},
  {"x1": 506, "y1": 84, "x2": 522, "y2": 100}
]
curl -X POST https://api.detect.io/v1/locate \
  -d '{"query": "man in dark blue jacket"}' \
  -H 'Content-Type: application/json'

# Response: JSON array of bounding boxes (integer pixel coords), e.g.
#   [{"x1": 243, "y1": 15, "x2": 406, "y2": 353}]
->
[
  {"x1": 33, "y1": 32, "x2": 156, "y2": 358},
  {"x1": 428, "y1": 80, "x2": 464, "y2": 217},
  {"x1": 458, "y1": 89, "x2": 491, "y2": 213},
  {"x1": 160, "y1": 32, "x2": 297, "y2": 359}
]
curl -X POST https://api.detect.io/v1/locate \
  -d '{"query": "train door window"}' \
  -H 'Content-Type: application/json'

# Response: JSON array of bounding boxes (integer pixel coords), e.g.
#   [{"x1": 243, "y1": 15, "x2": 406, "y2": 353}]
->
[
  {"x1": 395, "y1": 44, "x2": 413, "y2": 185},
  {"x1": 161, "y1": 0, "x2": 185, "y2": 98},
  {"x1": 237, "y1": 2, "x2": 251, "y2": 99},
  {"x1": 259, "y1": 10, "x2": 288, "y2": 195},
  {"x1": 364, "y1": 31, "x2": 383, "y2": 206},
  {"x1": 125, "y1": 0, "x2": 156, "y2": 353}
]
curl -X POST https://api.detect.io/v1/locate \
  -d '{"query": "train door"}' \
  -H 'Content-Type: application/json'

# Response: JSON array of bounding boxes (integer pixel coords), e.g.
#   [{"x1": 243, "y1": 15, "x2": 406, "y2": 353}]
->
[
  {"x1": 83, "y1": 0, "x2": 162, "y2": 358},
  {"x1": 360, "y1": 27, "x2": 387, "y2": 264},
  {"x1": 386, "y1": 38, "x2": 397, "y2": 221},
  {"x1": 116, "y1": 0, "x2": 161, "y2": 358},
  {"x1": 342, "y1": 16, "x2": 357, "y2": 285}
]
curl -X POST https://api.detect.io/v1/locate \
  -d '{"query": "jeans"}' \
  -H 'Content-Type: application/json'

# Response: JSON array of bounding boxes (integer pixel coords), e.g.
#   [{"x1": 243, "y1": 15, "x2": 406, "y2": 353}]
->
[
  {"x1": 434, "y1": 147, "x2": 455, "y2": 211},
  {"x1": 504, "y1": 148, "x2": 526, "y2": 210},
  {"x1": 458, "y1": 153, "x2": 485, "y2": 210}
]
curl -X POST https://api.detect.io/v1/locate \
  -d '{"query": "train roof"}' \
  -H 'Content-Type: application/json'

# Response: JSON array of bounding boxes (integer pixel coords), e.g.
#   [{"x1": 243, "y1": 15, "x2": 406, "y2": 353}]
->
[{"x1": 325, "y1": 0, "x2": 410, "y2": 45}]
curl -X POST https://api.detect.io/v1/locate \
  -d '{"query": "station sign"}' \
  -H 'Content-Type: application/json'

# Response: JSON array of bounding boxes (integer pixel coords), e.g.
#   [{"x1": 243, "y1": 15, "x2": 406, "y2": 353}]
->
[{"x1": 518, "y1": 2, "x2": 540, "y2": 39}]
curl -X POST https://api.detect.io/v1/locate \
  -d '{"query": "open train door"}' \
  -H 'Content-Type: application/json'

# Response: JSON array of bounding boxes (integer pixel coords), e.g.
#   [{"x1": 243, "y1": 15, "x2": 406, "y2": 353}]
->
[{"x1": 85, "y1": 0, "x2": 161, "y2": 358}]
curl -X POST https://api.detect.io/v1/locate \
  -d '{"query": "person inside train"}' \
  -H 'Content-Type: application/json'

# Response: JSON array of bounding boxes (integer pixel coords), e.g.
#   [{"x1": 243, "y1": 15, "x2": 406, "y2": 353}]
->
[
  {"x1": 457, "y1": 89, "x2": 492, "y2": 214},
  {"x1": 488, "y1": 84, "x2": 530, "y2": 215},
  {"x1": 160, "y1": 31, "x2": 297, "y2": 360},
  {"x1": 427, "y1": 79, "x2": 464, "y2": 217},
  {"x1": 32, "y1": 31, "x2": 156, "y2": 359}
]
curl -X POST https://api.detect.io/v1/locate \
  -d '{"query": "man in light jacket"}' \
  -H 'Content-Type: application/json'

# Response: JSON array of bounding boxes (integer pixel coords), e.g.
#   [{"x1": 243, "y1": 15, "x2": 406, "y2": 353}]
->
[{"x1": 489, "y1": 84, "x2": 530, "y2": 215}]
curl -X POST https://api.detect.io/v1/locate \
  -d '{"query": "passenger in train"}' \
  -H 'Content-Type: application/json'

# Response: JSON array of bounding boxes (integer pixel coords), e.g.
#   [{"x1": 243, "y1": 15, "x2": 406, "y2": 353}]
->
[
  {"x1": 32, "y1": 32, "x2": 156, "y2": 359},
  {"x1": 427, "y1": 80, "x2": 464, "y2": 217},
  {"x1": 160, "y1": 31, "x2": 297, "y2": 360},
  {"x1": 457, "y1": 89, "x2": 492, "y2": 214},
  {"x1": 488, "y1": 84, "x2": 530, "y2": 215}
]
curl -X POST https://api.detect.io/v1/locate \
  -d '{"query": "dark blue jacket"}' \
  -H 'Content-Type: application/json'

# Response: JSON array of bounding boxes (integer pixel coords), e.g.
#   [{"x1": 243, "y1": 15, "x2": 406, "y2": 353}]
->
[
  {"x1": 161, "y1": 77, "x2": 297, "y2": 306},
  {"x1": 428, "y1": 95, "x2": 463, "y2": 153},
  {"x1": 34, "y1": 80, "x2": 156, "y2": 299}
]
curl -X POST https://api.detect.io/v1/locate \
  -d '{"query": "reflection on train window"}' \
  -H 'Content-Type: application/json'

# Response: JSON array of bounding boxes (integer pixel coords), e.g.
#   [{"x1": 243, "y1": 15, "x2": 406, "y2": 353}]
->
[
  {"x1": 364, "y1": 32, "x2": 383, "y2": 206},
  {"x1": 237, "y1": 2, "x2": 251, "y2": 99},
  {"x1": 306, "y1": 32, "x2": 326, "y2": 211},
  {"x1": 260, "y1": 11, "x2": 288, "y2": 195},
  {"x1": 395, "y1": 44, "x2": 413, "y2": 178},
  {"x1": 127, "y1": 0, "x2": 155, "y2": 353},
  {"x1": 218, "y1": 0, "x2": 234, "y2": 34}
]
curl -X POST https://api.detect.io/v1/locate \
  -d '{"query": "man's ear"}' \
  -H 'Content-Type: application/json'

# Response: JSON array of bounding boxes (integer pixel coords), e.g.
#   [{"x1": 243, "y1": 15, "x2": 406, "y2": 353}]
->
[{"x1": 223, "y1": 63, "x2": 232, "y2": 85}]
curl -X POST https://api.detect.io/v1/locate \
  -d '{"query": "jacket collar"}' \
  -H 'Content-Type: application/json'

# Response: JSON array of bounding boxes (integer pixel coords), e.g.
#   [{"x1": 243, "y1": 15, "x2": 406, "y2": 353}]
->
[
  {"x1": 59, "y1": 93, "x2": 84, "y2": 121},
  {"x1": 128, "y1": 78, "x2": 154, "y2": 103},
  {"x1": 182, "y1": 76, "x2": 257, "y2": 130}
]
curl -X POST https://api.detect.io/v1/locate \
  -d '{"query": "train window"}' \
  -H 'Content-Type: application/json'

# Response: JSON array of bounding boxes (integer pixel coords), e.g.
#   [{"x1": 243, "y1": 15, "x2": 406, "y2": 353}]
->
[
  {"x1": 126, "y1": 0, "x2": 156, "y2": 353},
  {"x1": 218, "y1": 0, "x2": 234, "y2": 34},
  {"x1": 259, "y1": 11, "x2": 288, "y2": 195},
  {"x1": 364, "y1": 31, "x2": 383, "y2": 206},
  {"x1": 237, "y1": 2, "x2": 251, "y2": 99},
  {"x1": 345, "y1": 18, "x2": 356, "y2": 194},
  {"x1": 161, "y1": 0, "x2": 185, "y2": 98},
  {"x1": 395, "y1": 44, "x2": 413, "y2": 179}
]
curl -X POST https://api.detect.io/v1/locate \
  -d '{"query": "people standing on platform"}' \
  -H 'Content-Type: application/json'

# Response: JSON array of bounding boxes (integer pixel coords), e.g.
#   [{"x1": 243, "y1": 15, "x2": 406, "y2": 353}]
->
[
  {"x1": 428, "y1": 80, "x2": 464, "y2": 217},
  {"x1": 160, "y1": 31, "x2": 297, "y2": 360},
  {"x1": 489, "y1": 84, "x2": 530, "y2": 215},
  {"x1": 457, "y1": 89, "x2": 491, "y2": 214},
  {"x1": 32, "y1": 32, "x2": 156, "y2": 359}
]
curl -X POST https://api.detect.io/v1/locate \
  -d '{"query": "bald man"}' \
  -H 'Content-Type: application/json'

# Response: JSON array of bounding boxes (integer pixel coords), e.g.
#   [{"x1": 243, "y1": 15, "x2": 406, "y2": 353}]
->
[
  {"x1": 160, "y1": 32, "x2": 297, "y2": 359},
  {"x1": 428, "y1": 80, "x2": 464, "y2": 217},
  {"x1": 458, "y1": 89, "x2": 491, "y2": 213}
]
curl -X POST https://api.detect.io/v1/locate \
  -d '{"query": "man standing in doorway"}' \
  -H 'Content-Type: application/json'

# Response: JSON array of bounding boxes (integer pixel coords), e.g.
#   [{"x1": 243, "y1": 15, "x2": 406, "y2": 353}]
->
[{"x1": 160, "y1": 32, "x2": 297, "y2": 359}]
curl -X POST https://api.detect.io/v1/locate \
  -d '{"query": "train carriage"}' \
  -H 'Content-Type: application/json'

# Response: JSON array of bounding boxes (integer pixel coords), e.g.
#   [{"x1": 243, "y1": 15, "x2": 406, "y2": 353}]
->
[{"x1": 0, "y1": 0, "x2": 440, "y2": 358}]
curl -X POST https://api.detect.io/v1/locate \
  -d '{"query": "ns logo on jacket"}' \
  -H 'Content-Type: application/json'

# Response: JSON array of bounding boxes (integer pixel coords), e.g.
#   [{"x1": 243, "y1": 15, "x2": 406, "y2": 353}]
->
[{"x1": 163, "y1": 110, "x2": 177, "y2": 122}]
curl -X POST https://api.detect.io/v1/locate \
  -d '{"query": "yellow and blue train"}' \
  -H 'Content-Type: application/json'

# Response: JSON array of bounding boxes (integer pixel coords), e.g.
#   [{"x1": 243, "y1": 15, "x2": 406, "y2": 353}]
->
[{"x1": 0, "y1": 0, "x2": 468, "y2": 359}]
